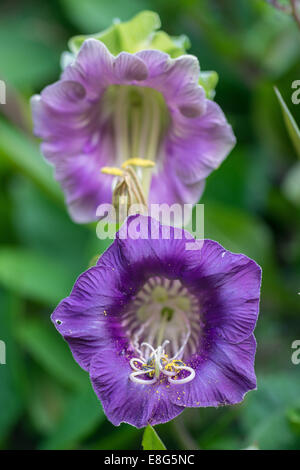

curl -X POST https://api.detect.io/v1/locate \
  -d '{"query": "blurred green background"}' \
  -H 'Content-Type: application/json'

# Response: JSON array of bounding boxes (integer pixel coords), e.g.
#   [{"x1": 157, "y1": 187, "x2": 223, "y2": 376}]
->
[{"x1": 0, "y1": 0, "x2": 300, "y2": 450}]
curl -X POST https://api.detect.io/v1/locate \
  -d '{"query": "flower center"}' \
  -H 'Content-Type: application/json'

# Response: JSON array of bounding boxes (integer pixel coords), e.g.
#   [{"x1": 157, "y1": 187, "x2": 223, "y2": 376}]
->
[
  {"x1": 100, "y1": 85, "x2": 169, "y2": 195},
  {"x1": 124, "y1": 277, "x2": 201, "y2": 385},
  {"x1": 129, "y1": 341, "x2": 195, "y2": 386}
]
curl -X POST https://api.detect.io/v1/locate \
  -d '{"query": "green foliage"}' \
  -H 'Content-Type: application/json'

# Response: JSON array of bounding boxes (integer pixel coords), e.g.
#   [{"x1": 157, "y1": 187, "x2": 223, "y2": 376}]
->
[
  {"x1": 241, "y1": 373, "x2": 300, "y2": 449},
  {"x1": 0, "y1": 12, "x2": 60, "y2": 88},
  {"x1": 274, "y1": 86, "x2": 300, "y2": 158},
  {"x1": 40, "y1": 387, "x2": 104, "y2": 450},
  {"x1": 142, "y1": 425, "x2": 166, "y2": 450},
  {"x1": 61, "y1": 0, "x2": 151, "y2": 33},
  {"x1": 16, "y1": 318, "x2": 89, "y2": 390},
  {"x1": 0, "y1": 247, "x2": 74, "y2": 305},
  {"x1": 0, "y1": 120, "x2": 63, "y2": 204}
]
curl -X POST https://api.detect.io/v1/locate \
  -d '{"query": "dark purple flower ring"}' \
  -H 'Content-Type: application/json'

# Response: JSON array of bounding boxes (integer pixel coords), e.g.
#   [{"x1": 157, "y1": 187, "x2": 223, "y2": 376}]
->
[{"x1": 52, "y1": 215, "x2": 261, "y2": 428}]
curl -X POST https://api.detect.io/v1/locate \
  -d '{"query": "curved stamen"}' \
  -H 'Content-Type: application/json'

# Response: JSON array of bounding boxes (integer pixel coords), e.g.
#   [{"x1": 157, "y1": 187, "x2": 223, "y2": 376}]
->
[
  {"x1": 167, "y1": 365, "x2": 195, "y2": 385},
  {"x1": 141, "y1": 342, "x2": 156, "y2": 357},
  {"x1": 130, "y1": 369, "x2": 157, "y2": 385},
  {"x1": 161, "y1": 368, "x2": 176, "y2": 377},
  {"x1": 129, "y1": 341, "x2": 196, "y2": 385}
]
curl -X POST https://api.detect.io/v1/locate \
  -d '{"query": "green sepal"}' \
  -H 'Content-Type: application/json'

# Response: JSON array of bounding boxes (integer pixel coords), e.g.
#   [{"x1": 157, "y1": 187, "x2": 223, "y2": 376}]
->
[
  {"x1": 68, "y1": 10, "x2": 190, "y2": 57},
  {"x1": 199, "y1": 70, "x2": 219, "y2": 99}
]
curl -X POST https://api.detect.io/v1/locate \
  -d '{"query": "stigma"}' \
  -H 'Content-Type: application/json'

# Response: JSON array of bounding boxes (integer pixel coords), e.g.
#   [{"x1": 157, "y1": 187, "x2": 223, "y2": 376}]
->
[{"x1": 129, "y1": 341, "x2": 195, "y2": 386}]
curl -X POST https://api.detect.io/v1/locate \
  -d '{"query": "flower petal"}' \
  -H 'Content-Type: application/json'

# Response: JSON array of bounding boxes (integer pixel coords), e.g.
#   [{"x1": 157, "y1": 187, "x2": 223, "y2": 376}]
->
[
  {"x1": 55, "y1": 143, "x2": 114, "y2": 223},
  {"x1": 51, "y1": 265, "x2": 127, "y2": 370},
  {"x1": 136, "y1": 50, "x2": 170, "y2": 78},
  {"x1": 113, "y1": 52, "x2": 148, "y2": 82},
  {"x1": 110, "y1": 215, "x2": 196, "y2": 281},
  {"x1": 182, "y1": 239, "x2": 261, "y2": 343},
  {"x1": 90, "y1": 347, "x2": 184, "y2": 427},
  {"x1": 62, "y1": 39, "x2": 113, "y2": 98},
  {"x1": 163, "y1": 55, "x2": 200, "y2": 94},
  {"x1": 40, "y1": 80, "x2": 87, "y2": 113},
  {"x1": 170, "y1": 100, "x2": 236, "y2": 184},
  {"x1": 169, "y1": 335, "x2": 257, "y2": 408}
]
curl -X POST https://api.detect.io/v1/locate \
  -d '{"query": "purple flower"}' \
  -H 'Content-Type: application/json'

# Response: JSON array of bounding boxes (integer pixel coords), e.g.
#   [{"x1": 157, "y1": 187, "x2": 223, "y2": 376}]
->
[
  {"x1": 31, "y1": 39, "x2": 236, "y2": 223},
  {"x1": 52, "y1": 215, "x2": 261, "y2": 428}
]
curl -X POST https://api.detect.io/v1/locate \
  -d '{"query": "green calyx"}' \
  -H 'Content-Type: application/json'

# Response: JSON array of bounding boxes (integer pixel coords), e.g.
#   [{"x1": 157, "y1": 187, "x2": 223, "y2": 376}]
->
[
  {"x1": 68, "y1": 10, "x2": 190, "y2": 58},
  {"x1": 199, "y1": 70, "x2": 219, "y2": 99}
]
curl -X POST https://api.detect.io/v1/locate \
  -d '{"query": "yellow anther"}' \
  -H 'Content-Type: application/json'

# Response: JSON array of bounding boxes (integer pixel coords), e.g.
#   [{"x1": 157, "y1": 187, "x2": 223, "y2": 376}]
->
[
  {"x1": 101, "y1": 167, "x2": 124, "y2": 176},
  {"x1": 164, "y1": 359, "x2": 186, "y2": 372},
  {"x1": 122, "y1": 158, "x2": 155, "y2": 169}
]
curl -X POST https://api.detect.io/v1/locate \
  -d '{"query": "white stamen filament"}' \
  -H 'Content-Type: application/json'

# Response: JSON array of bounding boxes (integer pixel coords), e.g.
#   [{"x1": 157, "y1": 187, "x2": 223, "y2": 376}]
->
[
  {"x1": 114, "y1": 87, "x2": 129, "y2": 166},
  {"x1": 131, "y1": 106, "x2": 141, "y2": 159},
  {"x1": 129, "y1": 341, "x2": 195, "y2": 386},
  {"x1": 130, "y1": 370, "x2": 157, "y2": 385},
  {"x1": 168, "y1": 365, "x2": 196, "y2": 385},
  {"x1": 170, "y1": 310, "x2": 191, "y2": 361},
  {"x1": 113, "y1": 86, "x2": 166, "y2": 199}
]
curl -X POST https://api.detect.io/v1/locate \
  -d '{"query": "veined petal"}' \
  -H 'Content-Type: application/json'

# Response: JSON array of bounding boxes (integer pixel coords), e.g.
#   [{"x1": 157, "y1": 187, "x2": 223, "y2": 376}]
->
[
  {"x1": 40, "y1": 80, "x2": 87, "y2": 113},
  {"x1": 182, "y1": 239, "x2": 261, "y2": 343},
  {"x1": 168, "y1": 335, "x2": 257, "y2": 408},
  {"x1": 170, "y1": 100, "x2": 236, "y2": 184},
  {"x1": 113, "y1": 52, "x2": 148, "y2": 82},
  {"x1": 51, "y1": 265, "x2": 127, "y2": 370},
  {"x1": 135, "y1": 50, "x2": 170, "y2": 78}
]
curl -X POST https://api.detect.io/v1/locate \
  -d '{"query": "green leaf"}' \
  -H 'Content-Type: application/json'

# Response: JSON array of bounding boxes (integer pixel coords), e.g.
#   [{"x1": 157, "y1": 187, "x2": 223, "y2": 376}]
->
[
  {"x1": 92, "y1": 424, "x2": 140, "y2": 450},
  {"x1": 282, "y1": 161, "x2": 300, "y2": 207},
  {"x1": 40, "y1": 386, "x2": 104, "y2": 449},
  {"x1": 16, "y1": 318, "x2": 88, "y2": 391},
  {"x1": 0, "y1": 247, "x2": 74, "y2": 305},
  {"x1": 10, "y1": 177, "x2": 99, "y2": 274},
  {"x1": 142, "y1": 425, "x2": 166, "y2": 450},
  {"x1": 0, "y1": 119, "x2": 63, "y2": 204},
  {"x1": 201, "y1": 201, "x2": 272, "y2": 266},
  {"x1": 0, "y1": 14, "x2": 60, "y2": 88},
  {"x1": 274, "y1": 86, "x2": 300, "y2": 158},
  {"x1": 26, "y1": 372, "x2": 67, "y2": 435},
  {"x1": 241, "y1": 373, "x2": 300, "y2": 449},
  {"x1": 287, "y1": 407, "x2": 300, "y2": 435},
  {"x1": 147, "y1": 31, "x2": 190, "y2": 58}
]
